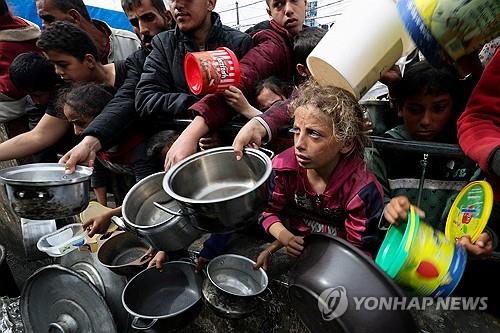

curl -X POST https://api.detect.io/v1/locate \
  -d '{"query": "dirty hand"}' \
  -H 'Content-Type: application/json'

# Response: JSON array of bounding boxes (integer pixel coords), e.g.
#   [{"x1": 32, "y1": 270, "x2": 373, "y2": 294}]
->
[
  {"x1": 195, "y1": 256, "x2": 209, "y2": 272},
  {"x1": 82, "y1": 213, "x2": 112, "y2": 238},
  {"x1": 232, "y1": 118, "x2": 267, "y2": 160},
  {"x1": 148, "y1": 251, "x2": 169, "y2": 270},
  {"x1": 379, "y1": 65, "x2": 402, "y2": 89},
  {"x1": 383, "y1": 196, "x2": 426, "y2": 225},
  {"x1": 199, "y1": 132, "x2": 222, "y2": 150},
  {"x1": 59, "y1": 136, "x2": 101, "y2": 174},
  {"x1": 164, "y1": 136, "x2": 198, "y2": 171},
  {"x1": 362, "y1": 111, "x2": 374, "y2": 135},
  {"x1": 457, "y1": 232, "x2": 493, "y2": 257},
  {"x1": 224, "y1": 86, "x2": 251, "y2": 113},
  {"x1": 254, "y1": 248, "x2": 273, "y2": 271},
  {"x1": 285, "y1": 236, "x2": 304, "y2": 257}
]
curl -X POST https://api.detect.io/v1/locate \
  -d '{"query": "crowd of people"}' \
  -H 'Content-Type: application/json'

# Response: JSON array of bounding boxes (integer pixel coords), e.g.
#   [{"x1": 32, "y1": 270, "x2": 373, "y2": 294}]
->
[{"x1": 0, "y1": 0, "x2": 498, "y2": 276}]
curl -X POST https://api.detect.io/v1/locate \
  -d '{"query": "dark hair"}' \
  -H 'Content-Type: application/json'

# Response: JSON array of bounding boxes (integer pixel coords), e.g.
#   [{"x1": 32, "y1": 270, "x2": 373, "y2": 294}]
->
[
  {"x1": 50, "y1": 0, "x2": 91, "y2": 21},
  {"x1": 397, "y1": 60, "x2": 461, "y2": 112},
  {"x1": 62, "y1": 82, "x2": 114, "y2": 119},
  {"x1": 293, "y1": 26, "x2": 326, "y2": 66},
  {"x1": 9, "y1": 52, "x2": 63, "y2": 92},
  {"x1": 0, "y1": 0, "x2": 9, "y2": 16},
  {"x1": 255, "y1": 76, "x2": 293, "y2": 100},
  {"x1": 121, "y1": 0, "x2": 167, "y2": 15},
  {"x1": 37, "y1": 21, "x2": 98, "y2": 61}
]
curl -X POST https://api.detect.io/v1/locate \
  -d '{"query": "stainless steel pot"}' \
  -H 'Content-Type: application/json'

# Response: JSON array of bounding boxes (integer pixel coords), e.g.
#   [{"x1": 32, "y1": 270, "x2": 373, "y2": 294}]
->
[
  {"x1": 162, "y1": 147, "x2": 273, "y2": 232},
  {"x1": 115, "y1": 172, "x2": 202, "y2": 252},
  {"x1": 0, "y1": 163, "x2": 92, "y2": 219},
  {"x1": 122, "y1": 262, "x2": 203, "y2": 331},
  {"x1": 359, "y1": 99, "x2": 393, "y2": 136},
  {"x1": 97, "y1": 231, "x2": 153, "y2": 277}
]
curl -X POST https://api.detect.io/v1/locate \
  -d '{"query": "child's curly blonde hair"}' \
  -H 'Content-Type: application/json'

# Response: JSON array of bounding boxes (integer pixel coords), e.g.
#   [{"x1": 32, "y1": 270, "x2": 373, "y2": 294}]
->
[{"x1": 289, "y1": 80, "x2": 369, "y2": 157}]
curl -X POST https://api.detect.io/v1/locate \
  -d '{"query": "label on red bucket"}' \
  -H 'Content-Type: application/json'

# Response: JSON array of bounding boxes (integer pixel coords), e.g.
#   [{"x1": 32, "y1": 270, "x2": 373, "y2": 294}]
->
[{"x1": 184, "y1": 47, "x2": 240, "y2": 95}]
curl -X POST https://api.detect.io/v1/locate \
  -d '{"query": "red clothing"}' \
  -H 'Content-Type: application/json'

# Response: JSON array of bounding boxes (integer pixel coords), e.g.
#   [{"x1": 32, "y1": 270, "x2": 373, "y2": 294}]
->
[
  {"x1": 190, "y1": 20, "x2": 294, "y2": 130},
  {"x1": 260, "y1": 147, "x2": 384, "y2": 256},
  {"x1": 0, "y1": 15, "x2": 40, "y2": 99},
  {"x1": 457, "y1": 50, "x2": 500, "y2": 201}
]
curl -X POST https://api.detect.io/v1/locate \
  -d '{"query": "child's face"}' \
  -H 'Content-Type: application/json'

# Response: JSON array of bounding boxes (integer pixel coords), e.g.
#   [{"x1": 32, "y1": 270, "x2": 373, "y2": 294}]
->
[
  {"x1": 399, "y1": 91, "x2": 453, "y2": 141},
  {"x1": 292, "y1": 105, "x2": 347, "y2": 174},
  {"x1": 256, "y1": 87, "x2": 285, "y2": 110},
  {"x1": 266, "y1": 0, "x2": 306, "y2": 35},
  {"x1": 63, "y1": 104, "x2": 93, "y2": 135},
  {"x1": 28, "y1": 90, "x2": 51, "y2": 106},
  {"x1": 45, "y1": 51, "x2": 94, "y2": 83}
]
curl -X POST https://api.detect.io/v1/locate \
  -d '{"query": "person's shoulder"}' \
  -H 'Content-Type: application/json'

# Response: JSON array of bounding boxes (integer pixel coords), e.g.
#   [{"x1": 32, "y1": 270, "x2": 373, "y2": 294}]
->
[
  {"x1": 272, "y1": 147, "x2": 299, "y2": 171},
  {"x1": 109, "y1": 27, "x2": 140, "y2": 42}
]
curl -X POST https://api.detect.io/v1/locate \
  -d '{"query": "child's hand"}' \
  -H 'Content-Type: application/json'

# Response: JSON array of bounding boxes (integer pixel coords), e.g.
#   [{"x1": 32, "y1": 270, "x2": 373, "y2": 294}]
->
[
  {"x1": 383, "y1": 196, "x2": 425, "y2": 225},
  {"x1": 195, "y1": 256, "x2": 209, "y2": 272},
  {"x1": 224, "y1": 86, "x2": 250, "y2": 111},
  {"x1": 254, "y1": 248, "x2": 272, "y2": 270},
  {"x1": 82, "y1": 213, "x2": 111, "y2": 238},
  {"x1": 199, "y1": 132, "x2": 222, "y2": 150},
  {"x1": 457, "y1": 232, "x2": 493, "y2": 257},
  {"x1": 285, "y1": 236, "x2": 304, "y2": 257},
  {"x1": 148, "y1": 251, "x2": 168, "y2": 271}
]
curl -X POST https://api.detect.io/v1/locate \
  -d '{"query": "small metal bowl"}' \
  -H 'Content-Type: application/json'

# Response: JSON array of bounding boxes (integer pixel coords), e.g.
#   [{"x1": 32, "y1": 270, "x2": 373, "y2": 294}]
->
[{"x1": 207, "y1": 254, "x2": 268, "y2": 297}]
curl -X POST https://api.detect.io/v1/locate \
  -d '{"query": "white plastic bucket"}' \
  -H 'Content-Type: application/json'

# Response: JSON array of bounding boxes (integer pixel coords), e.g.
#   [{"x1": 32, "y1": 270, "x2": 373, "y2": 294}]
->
[{"x1": 307, "y1": 0, "x2": 415, "y2": 99}]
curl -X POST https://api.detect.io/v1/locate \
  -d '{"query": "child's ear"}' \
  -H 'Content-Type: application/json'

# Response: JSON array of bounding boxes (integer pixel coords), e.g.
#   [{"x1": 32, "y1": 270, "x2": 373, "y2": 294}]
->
[
  {"x1": 397, "y1": 104, "x2": 403, "y2": 118},
  {"x1": 266, "y1": 7, "x2": 271, "y2": 17},
  {"x1": 340, "y1": 140, "x2": 354, "y2": 154},
  {"x1": 83, "y1": 54, "x2": 96, "y2": 69},
  {"x1": 296, "y1": 63, "x2": 310, "y2": 78},
  {"x1": 68, "y1": 9, "x2": 81, "y2": 25}
]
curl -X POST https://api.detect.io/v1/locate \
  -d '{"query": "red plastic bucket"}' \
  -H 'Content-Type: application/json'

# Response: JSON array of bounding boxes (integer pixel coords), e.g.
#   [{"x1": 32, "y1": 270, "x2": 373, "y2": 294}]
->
[{"x1": 184, "y1": 47, "x2": 240, "y2": 95}]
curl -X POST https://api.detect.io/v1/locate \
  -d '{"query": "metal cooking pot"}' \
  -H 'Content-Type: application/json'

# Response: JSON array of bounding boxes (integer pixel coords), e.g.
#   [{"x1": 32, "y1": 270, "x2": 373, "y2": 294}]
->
[
  {"x1": 359, "y1": 99, "x2": 394, "y2": 136},
  {"x1": 207, "y1": 254, "x2": 268, "y2": 297},
  {"x1": 288, "y1": 233, "x2": 417, "y2": 333},
  {"x1": 162, "y1": 147, "x2": 273, "y2": 232},
  {"x1": 115, "y1": 172, "x2": 202, "y2": 252},
  {"x1": 0, "y1": 163, "x2": 92, "y2": 219},
  {"x1": 122, "y1": 262, "x2": 203, "y2": 331},
  {"x1": 97, "y1": 231, "x2": 153, "y2": 277}
]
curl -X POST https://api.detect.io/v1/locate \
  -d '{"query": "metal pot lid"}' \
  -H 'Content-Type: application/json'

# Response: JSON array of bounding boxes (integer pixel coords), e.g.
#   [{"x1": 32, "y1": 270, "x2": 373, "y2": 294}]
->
[
  {"x1": 202, "y1": 278, "x2": 259, "y2": 319},
  {"x1": 359, "y1": 99, "x2": 390, "y2": 106},
  {"x1": 0, "y1": 163, "x2": 92, "y2": 186},
  {"x1": 21, "y1": 265, "x2": 117, "y2": 333}
]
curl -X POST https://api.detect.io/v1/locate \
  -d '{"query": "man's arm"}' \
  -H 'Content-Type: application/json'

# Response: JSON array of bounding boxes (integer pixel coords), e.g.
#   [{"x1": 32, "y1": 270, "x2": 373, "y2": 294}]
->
[{"x1": 0, "y1": 113, "x2": 69, "y2": 161}]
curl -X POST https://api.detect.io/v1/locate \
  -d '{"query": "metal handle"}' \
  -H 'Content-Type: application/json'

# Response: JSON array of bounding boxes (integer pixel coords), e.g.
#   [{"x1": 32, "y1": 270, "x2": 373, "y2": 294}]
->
[
  {"x1": 131, "y1": 317, "x2": 157, "y2": 330},
  {"x1": 153, "y1": 201, "x2": 195, "y2": 216},
  {"x1": 257, "y1": 147, "x2": 274, "y2": 159},
  {"x1": 110, "y1": 216, "x2": 128, "y2": 231},
  {"x1": 257, "y1": 287, "x2": 273, "y2": 303},
  {"x1": 48, "y1": 314, "x2": 78, "y2": 333}
]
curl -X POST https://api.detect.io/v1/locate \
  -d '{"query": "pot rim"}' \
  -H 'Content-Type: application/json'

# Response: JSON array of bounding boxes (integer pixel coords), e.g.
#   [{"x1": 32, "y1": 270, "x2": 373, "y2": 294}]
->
[
  {"x1": 121, "y1": 262, "x2": 201, "y2": 320},
  {"x1": 96, "y1": 231, "x2": 151, "y2": 269},
  {"x1": 207, "y1": 254, "x2": 268, "y2": 297},
  {"x1": 121, "y1": 172, "x2": 185, "y2": 230},
  {"x1": 0, "y1": 163, "x2": 92, "y2": 186},
  {"x1": 163, "y1": 147, "x2": 272, "y2": 205}
]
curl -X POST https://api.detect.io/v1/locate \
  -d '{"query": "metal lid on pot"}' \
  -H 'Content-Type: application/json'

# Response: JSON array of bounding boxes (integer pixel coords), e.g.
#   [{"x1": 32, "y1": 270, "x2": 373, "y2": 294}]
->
[
  {"x1": 0, "y1": 163, "x2": 92, "y2": 186},
  {"x1": 21, "y1": 265, "x2": 117, "y2": 333}
]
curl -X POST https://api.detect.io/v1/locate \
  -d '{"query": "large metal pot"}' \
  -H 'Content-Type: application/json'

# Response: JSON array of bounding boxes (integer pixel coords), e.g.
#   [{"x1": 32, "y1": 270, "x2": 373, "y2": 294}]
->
[
  {"x1": 122, "y1": 262, "x2": 203, "y2": 331},
  {"x1": 162, "y1": 147, "x2": 273, "y2": 232},
  {"x1": 288, "y1": 233, "x2": 417, "y2": 333},
  {"x1": 0, "y1": 163, "x2": 92, "y2": 219},
  {"x1": 359, "y1": 99, "x2": 395, "y2": 136},
  {"x1": 97, "y1": 231, "x2": 153, "y2": 277},
  {"x1": 115, "y1": 172, "x2": 202, "y2": 252}
]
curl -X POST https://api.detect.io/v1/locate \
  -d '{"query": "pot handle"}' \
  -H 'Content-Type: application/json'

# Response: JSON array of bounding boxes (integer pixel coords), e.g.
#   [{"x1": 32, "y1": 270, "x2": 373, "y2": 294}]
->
[
  {"x1": 131, "y1": 317, "x2": 157, "y2": 330},
  {"x1": 111, "y1": 216, "x2": 128, "y2": 231},
  {"x1": 153, "y1": 201, "x2": 195, "y2": 216},
  {"x1": 257, "y1": 287, "x2": 273, "y2": 303},
  {"x1": 14, "y1": 188, "x2": 53, "y2": 200},
  {"x1": 258, "y1": 147, "x2": 274, "y2": 159}
]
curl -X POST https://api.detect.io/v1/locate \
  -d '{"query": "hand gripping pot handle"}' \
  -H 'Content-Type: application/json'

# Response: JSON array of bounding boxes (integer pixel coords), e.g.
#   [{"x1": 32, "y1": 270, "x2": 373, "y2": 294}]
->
[
  {"x1": 131, "y1": 317, "x2": 157, "y2": 330},
  {"x1": 111, "y1": 216, "x2": 130, "y2": 231}
]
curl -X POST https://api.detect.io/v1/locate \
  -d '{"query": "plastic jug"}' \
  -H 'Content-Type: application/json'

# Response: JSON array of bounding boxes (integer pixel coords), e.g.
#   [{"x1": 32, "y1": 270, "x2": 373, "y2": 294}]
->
[{"x1": 307, "y1": 0, "x2": 415, "y2": 99}]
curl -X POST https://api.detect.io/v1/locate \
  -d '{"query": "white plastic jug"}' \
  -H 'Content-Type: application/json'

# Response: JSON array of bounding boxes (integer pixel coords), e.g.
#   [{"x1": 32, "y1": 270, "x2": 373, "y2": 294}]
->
[{"x1": 307, "y1": 0, "x2": 415, "y2": 99}]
